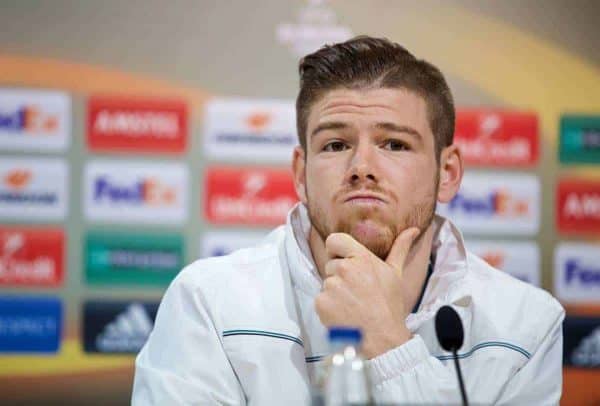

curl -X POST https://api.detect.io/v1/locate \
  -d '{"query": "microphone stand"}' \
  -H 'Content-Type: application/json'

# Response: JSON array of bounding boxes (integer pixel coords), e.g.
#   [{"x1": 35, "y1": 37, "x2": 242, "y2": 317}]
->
[{"x1": 451, "y1": 349, "x2": 468, "y2": 406}]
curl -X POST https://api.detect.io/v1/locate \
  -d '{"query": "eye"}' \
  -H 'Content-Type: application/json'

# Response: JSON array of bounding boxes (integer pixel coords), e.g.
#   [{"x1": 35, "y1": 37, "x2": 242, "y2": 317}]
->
[
  {"x1": 383, "y1": 139, "x2": 409, "y2": 151},
  {"x1": 323, "y1": 141, "x2": 349, "y2": 152}
]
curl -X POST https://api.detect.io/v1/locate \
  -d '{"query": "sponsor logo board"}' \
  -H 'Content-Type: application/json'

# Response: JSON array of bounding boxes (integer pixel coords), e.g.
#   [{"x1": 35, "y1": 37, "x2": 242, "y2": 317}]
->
[
  {"x1": 83, "y1": 300, "x2": 158, "y2": 353},
  {"x1": 560, "y1": 115, "x2": 600, "y2": 165},
  {"x1": 84, "y1": 160, "x2": 188, "y2": 225},
  {"x1": 203, "y1": 99, "x2": 297, "y2": 163},
  {"x1": 437, "y1": 172, "x2": 540, "y2": 235},
  {"x1": 0, "y1": 227, "x2": 64, "y2": 287},
  {"x1": 563, "y1": 316, "x2": 600, "y2": 368},
  {"x1": 0, "y1": 296, "x2": 62, "y2": 353},
  {"x1": 557, "y1": 179, "x2": 600, "y2": 234},
  {"x1": 555, "y1": 243, "x2": 600, "y2": 303},
  {"x1": 0, "y1": 158, "x2": 68, "y2": 220},
  {"x1": 466, "y1": 240, "x2": 540, "y2": 286},
  {"x1": 204, "y1": 166, "x2": 298, "y2": 225},
  {"x1": 201, "y1": 230, "x2": 269, "y2": 258},
  {"x1": 0, "y1": 88, "x2": 71, "y2": 151},
  {"x1": 85, "y1": 231, "x2": 183, "y2": 286},
  {"x1": 455, "y1": 110, "x2": 539, "y2": 166},
  {"x1": 87, "y1": 96, "x2": 187, "y2": 154}
]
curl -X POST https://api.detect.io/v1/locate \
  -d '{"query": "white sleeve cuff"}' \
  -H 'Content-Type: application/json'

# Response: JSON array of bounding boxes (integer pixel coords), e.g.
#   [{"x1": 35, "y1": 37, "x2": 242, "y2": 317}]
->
[{"x1": 367, "y1": 334, "x2": 431, "y2": 386}]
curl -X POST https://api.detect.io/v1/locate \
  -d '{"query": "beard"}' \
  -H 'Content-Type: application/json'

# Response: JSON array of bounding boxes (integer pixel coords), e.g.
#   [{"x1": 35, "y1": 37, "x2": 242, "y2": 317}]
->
[{"x1": 306, "y1": 177, "x2": 439, "y2": 260}]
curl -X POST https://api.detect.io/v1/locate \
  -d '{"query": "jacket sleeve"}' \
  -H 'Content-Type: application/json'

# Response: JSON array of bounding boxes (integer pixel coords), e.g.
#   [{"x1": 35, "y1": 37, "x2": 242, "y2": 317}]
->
[
  {"x1": 131, "y1": 272, "x2": 246, "y2": 405},
  {"x1": 495, "y1": 306, "x2": 565, "y2": 405},
  {"x1": 367, "y1": 307, "x2": 565, "y2": 405},
  {"x1": 367, "y1": 334, "x2": 463, "y2": 404}
]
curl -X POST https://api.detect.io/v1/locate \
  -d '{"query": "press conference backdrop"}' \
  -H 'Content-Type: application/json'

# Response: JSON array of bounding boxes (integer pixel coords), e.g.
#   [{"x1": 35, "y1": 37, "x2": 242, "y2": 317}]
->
[{"x1": 0, "y1": 1, "x2": 598, "y2": 405}]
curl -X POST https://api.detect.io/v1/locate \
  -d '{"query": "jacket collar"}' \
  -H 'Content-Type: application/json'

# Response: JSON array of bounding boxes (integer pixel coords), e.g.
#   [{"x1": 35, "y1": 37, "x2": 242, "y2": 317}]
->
[{"x1": 284, "y1": 203, "x2": 322, "y2": 296}]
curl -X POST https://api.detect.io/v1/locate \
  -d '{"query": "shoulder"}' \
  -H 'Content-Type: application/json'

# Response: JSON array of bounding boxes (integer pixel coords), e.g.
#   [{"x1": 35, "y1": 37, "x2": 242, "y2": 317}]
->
[
  {"x1": 173, "y1": 227, "x2": 285, "y2": 297},
  {"x1": 156, "y1": 227, "x2": 291, "y2": 330},
  {"x1": 463, "y1": 251, "x2": 564, "y2": 347}
]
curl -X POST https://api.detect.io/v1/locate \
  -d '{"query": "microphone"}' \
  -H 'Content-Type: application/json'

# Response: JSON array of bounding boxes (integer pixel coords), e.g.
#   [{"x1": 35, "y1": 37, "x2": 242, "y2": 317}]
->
[{"x1": 435, "y1": 305, "x2": 469, "y2": 406}]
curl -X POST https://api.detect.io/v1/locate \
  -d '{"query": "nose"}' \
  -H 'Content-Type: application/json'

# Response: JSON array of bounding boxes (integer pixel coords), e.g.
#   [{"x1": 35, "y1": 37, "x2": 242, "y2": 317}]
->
[{"x1": 347, "y1": 141, "x2": 377, "y2": 184}]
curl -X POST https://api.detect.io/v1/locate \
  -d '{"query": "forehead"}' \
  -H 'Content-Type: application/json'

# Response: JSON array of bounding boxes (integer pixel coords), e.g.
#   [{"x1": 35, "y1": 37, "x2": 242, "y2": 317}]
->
[{"x1": 307, "y1": 87, "x2": 431, "y2": 134}]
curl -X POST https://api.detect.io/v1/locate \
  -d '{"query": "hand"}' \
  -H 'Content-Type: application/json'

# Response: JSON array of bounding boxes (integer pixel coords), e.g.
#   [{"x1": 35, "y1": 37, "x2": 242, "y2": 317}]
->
[{"x1": 315, "y1": 227, "x2": 420, "y2": 359}]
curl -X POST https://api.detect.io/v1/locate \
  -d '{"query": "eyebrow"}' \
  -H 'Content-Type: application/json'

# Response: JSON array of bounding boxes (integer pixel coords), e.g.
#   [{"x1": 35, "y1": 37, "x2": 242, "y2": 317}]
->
[
  {"x1": 310, "y1": 121, "x2": 349, "y2": 137},
  {"x1": 375, "y1": 122, "x2": 423, "y2": 141},
  {"x1": 310, "y1": 121, "x2": 423, "y2": 141}
]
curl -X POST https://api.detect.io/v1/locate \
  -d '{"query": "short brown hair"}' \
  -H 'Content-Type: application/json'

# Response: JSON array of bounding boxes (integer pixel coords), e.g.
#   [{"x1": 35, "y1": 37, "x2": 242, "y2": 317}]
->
[{"x1": 296, "y1": 36, "x2": 455, "y2": 160}]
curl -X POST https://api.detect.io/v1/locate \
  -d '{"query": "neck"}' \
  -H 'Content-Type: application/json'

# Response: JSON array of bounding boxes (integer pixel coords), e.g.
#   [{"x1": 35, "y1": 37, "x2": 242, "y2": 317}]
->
[{"x1": 309, "y1": 223, "x2": 436, "y2": 312}]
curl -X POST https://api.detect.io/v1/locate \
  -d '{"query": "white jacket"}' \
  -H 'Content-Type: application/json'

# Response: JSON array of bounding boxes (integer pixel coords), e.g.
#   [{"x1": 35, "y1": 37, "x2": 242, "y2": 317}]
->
[{"x1": 132, "y1": 204, "x2": 564, "y2": 405}]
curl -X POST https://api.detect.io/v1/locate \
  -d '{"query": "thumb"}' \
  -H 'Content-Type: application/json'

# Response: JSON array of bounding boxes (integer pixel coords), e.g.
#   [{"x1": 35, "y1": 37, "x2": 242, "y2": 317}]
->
[{"x1": 385, "y1": 227, "x2": 420, "y2": 276}]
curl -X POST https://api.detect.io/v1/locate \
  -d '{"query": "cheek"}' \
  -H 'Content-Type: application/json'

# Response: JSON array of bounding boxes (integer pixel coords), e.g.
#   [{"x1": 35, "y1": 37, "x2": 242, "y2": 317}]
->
[
  {"x1": 385, "y1": 160, "x2": 433, "y2": 202},
  {"x1": 305, "y1": 160, "x2": 341, "y2": 199}
]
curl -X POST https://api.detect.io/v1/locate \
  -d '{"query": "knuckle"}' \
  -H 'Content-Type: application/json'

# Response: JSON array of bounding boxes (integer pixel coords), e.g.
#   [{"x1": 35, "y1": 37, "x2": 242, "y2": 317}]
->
[
  {"x1": 323, "y1": 276, "x2": 338, "y2": 290},
  {"x1": 325, "y1": 233, "x2": 341, "y2": 247},
  {"x1": 337, "y1": 261, "x2": 352, "y2": 278}
]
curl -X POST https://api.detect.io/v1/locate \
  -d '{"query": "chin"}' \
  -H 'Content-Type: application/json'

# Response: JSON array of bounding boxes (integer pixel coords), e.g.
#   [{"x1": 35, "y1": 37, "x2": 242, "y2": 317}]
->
[
  {"x1": 355, "y1": 234, "x2": 393, "y2": 260},
  {"x1": 346, "y1": 221, "x2": 394, "y2": 260}
]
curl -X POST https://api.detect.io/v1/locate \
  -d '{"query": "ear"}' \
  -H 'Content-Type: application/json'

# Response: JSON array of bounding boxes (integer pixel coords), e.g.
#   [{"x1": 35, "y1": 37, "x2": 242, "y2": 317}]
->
[
  {"x1": 292, "y1": 146, "x2": 308, "y2": 204},
  {"x1": 437, "y1": 144, "x2": 464, "y2": 203}
]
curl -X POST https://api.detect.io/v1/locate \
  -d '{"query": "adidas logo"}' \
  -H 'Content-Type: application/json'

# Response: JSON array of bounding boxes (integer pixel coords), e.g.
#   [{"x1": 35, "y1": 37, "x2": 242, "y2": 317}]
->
[
  {"x1": 571, "y1": 326, "x2": 600, "y2": 367},
  {"x1": 95, "y1": 303, "x2": 153, "y2": 353}
]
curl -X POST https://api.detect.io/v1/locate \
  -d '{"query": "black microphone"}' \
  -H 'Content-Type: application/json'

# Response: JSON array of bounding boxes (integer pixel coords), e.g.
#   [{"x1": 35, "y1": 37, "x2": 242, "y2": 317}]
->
[{"x1": 435, "y1": 305, "x2": 469, "y2": 406}]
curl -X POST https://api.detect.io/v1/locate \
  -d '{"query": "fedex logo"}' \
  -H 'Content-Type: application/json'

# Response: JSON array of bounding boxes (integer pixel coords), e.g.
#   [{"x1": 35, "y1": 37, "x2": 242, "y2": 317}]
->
[
  {"x1": 93, "y1": 177, "x2": 175, "y2": 206},
  {"x1": 555, "y1": 243, "x2": 600, "y2": 303},
  {"x1": 85, "y1": 160, "x2": 188, "y2": 225},
  {"x1": 0, "y1": 105, "x2": 58, "y2": 133},
  {"x1": 557, "y1": 179, "x2": 600, "y2": 234},
  {"x1": 565, "y1": 260, "x2": 600, "y2": 285},
  {"x1": 454, "y1": 110, "x2": 539, "y2": 167},
  {"x1": 437, "y1": 173, "x2": 539, "y2": 235},
  {"x1": 448, "y1": 189, "x2": 529, "y2": 217},
  {"x1": 0, "y1": 89, "x2": 70, "y2": 151}
]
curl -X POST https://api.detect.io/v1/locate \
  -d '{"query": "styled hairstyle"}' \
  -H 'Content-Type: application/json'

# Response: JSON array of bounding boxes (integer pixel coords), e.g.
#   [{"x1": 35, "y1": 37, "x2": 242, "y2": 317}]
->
[{"x1": 296, "y1": 36, "x2": 455, "y2": 160}]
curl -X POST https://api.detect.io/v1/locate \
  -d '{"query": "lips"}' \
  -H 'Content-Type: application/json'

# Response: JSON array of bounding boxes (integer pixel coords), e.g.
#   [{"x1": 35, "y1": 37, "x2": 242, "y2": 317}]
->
[{"x1": 343, "y1": 192, "x2": 386, "y2": 204}]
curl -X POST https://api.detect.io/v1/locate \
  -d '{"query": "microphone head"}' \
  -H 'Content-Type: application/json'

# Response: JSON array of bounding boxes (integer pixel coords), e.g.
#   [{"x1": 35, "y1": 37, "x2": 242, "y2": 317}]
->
[{"x1": 435, "y1": 305, "x2": 465, "y2": 352}]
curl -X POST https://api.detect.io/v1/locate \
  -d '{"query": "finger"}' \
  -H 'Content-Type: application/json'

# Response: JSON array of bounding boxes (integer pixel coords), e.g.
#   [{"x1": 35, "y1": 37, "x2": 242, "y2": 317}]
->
[
  {"x1": 325, "y1": 232, "x2": 369, "y2": 260},
  {"x1": 324, "y1": 258, "x2": 346, "y2": 278},
  {"x1": 321, "y1": 275, "x2": 343, "y2": 291},
  {"x1": 385, "y1": 227, "x2": 420, "y2": 275}
]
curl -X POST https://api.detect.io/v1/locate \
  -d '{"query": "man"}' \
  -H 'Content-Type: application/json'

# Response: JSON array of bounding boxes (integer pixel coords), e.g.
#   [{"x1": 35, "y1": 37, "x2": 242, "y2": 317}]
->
[{"x1": 132, "y1": 36, "x2": 564, "y2": 405}]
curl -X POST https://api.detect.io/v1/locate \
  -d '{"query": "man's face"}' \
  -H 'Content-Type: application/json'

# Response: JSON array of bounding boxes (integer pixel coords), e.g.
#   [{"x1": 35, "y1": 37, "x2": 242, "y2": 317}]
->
[{"x1": 294, "y1": 87, "x2": 440, "y2": 259}]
